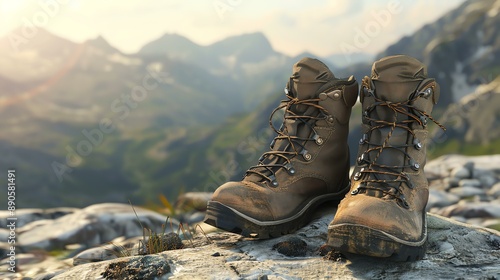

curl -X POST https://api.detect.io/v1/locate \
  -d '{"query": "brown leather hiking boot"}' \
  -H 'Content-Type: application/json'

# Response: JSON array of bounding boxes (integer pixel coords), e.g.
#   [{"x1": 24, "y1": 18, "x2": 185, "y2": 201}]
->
[
  {"x1": 327, "y1": 55, "x2": 445, "y2": 261},
  {"x1": 204, "y1": 57, "x2": 358, "y2": 239}
]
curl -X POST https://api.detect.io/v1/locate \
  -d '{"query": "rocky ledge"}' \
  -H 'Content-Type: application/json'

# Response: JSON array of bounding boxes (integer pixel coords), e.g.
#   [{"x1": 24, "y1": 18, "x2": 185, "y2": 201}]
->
[
  {"x1": 0, "y1": 154, "x2": 499, "y2": 279},
  {"x1": 10, "y1": 209, "x2": 500, "y2": 280}
]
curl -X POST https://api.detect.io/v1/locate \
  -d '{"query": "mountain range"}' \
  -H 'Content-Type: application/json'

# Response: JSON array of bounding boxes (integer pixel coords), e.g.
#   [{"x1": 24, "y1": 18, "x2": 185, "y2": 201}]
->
[{"x1": 0, "y1": 0, "x2": 498, "y2": 208}]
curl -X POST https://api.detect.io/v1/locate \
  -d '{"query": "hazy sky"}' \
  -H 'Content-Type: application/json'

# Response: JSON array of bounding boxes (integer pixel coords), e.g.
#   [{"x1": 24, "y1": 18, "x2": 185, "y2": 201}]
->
[{"x1": 0, "y1": 0, "x2": 465, "y2": 56}]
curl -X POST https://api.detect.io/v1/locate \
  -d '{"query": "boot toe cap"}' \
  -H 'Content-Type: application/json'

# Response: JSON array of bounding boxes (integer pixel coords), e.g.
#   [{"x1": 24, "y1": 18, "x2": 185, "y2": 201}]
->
[
  {"x1": 210, "y1": 181, "x2": 275, "y2": 221},
  {"x1": 331, "y1": 195, "x2": 425, "y2": 242}
]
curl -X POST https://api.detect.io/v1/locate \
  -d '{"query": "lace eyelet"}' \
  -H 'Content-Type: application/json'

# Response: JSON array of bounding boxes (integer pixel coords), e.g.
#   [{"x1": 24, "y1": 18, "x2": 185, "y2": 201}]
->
[
  {"x1": 406, "y1": 180, "x2": 414, "y2": 189},
  {"x1": 359, "y1": 134, "x2": 369, "y2": 145},
  {"x1": 326, "y1": 116, "x2": 335, "y2": 123},
  {"x1": 303, "y1": 153, "x2": 312, "y2": 161},
  {"x1": 268, "y1": 175, "x2": 279, "y2": 187},
  {"x1": 420, "y1": 116, "x2": 428, "y2": 126},
  {"x1": 284, "y1": 163, "x2": 296, "y2": 175},
  {"x1": 313, "y1": 134, "x2": 324, "y2": 145},
  {"x1": 401, "y1": 199, "x2": 409, "y2": 209},
  {"x1": 357, "y1": 153, "x2": 368, "y2": 165},
  {"x1": 332, "y1": 90, "x2": 341, "y2": 100},
  {"x1": 353, "y1": 168, "x2": 365, "y2": 181},
  {"x1": 351, "y1": 188, "x2": 359, "y2": 195},
  {"x1": 421, "y1": 88, "x2": 432, "y2": 98},
  {"x1": 409, "y1": 160, "x2": 420, "y2": 171},
  {"x1": 413, "y1": 138, "x2": 422, "y2": 150}
]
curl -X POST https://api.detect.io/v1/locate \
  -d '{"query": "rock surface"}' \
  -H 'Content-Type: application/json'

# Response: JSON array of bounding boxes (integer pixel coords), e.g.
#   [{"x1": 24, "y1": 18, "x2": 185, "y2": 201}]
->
[
  {"x1": 8, "y1": 203, "x2": 179, "y2": 252},
  {"x1": 2, "y1": 155, "x2": 500, "y2": 279},
  {"x1": 12, "y1": 207, "x2": 500, "y2": 280}
]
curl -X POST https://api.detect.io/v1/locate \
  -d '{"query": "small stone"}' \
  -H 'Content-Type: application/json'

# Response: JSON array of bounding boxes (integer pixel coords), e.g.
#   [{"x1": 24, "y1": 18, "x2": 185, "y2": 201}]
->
[
  {"x1": 272, "y1": 237, "x2": 308, "y2": 257},
  {"x1": 451, "y1": 166, "x2": 471, "y2": 180},
  {"x1": 449, "y1": 185, "x2": 485, "y2": 198},
  {"x1": 211, "y1": 252, "x2": 221, "y2": 257},
  {"x1": 458, "y1": 179, "x2": 482, "y2": 189},
  {"x1": 318, "y1": 244, "x2": 335, "y2": 256},
  {"x1": 478, "y1": 174, "x2": 497, "y2": 189}
]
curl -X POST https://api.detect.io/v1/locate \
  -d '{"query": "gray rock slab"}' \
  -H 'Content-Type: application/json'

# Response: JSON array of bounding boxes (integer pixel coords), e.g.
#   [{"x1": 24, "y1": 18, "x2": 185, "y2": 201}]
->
[{"x1": 17, "y1": 203, "x2": 179, "y2": 252}]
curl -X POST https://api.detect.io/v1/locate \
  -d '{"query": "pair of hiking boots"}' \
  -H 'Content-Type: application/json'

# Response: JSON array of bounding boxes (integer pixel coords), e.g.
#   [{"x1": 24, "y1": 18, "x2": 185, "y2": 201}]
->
[{"x1": 204, "y1": 55, "x2": 443, "y2": 261}]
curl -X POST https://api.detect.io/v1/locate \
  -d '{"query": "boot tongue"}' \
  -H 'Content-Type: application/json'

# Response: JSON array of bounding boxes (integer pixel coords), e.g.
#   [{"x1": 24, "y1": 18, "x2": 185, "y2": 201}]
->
[
  {"x1": 290, "y1": 57, "x2": 335, "y2": 101},
  {"x1": 371, "y1": 55, "x2": 426, "y2": 103},
  {"x1": 370, "y1": 55, "x2": 427, "y2": 124}
]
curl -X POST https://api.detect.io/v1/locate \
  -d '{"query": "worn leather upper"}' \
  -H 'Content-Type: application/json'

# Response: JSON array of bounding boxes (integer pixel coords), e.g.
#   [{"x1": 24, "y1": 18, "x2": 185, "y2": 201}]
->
[
  {"x1": 211, "y1": 57, "x2": 358, "y2": 221},
  {"x1": 332, "y1": 55, "x2": 440, "y2": 242}
]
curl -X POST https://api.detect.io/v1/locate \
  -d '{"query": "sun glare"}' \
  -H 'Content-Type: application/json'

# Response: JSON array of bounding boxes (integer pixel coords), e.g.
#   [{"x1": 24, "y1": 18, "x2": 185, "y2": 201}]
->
[{"x1": 0, "y1": 0, "x2": 26, "y2": 14}]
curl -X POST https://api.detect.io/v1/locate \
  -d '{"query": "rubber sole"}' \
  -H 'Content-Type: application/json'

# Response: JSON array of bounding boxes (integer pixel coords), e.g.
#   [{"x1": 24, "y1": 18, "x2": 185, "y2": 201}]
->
[
  {"x1": 204, "y1": 193, "x2": 343, "y2": 239},
  {"x1": 327, "y1": 215, "x2": 427, "y2": 262}
]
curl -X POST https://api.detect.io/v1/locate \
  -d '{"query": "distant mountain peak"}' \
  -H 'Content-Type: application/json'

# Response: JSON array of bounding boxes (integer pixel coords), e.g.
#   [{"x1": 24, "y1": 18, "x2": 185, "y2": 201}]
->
[
  {"x1": 139, "y1": 32, "x2": 200, "y2": 56},
  {"x1": 86, "y1": 35, "x2": 121, "y2": 54},
  {"x1": 210, "y1": 32, "x2": 274, "y2": 51}
]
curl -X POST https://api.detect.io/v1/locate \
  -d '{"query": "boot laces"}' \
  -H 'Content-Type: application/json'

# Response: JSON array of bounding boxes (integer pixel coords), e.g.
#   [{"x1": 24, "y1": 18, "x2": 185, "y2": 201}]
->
[
  {"x1": 354, "y1": 86, "x2": 445, "y2": 208},
  {"x1": 245, "y1": 89, "x2": 329, "y2": 186}
]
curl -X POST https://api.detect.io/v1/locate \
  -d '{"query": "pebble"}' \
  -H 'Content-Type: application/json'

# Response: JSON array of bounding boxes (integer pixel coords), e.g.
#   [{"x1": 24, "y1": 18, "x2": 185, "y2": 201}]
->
[
  {"x1": 458, "y1": 179, "x2": 482, "y2": 189},
  {"x1": 451, "y1": 166, "x2": 471, "y2": 179},
  {"x1": 449, "y1": 186, "x2": 485, "y2": 198},
  {"x1": 272, "y1": 237, "x2": 308, "y2": 257}
]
